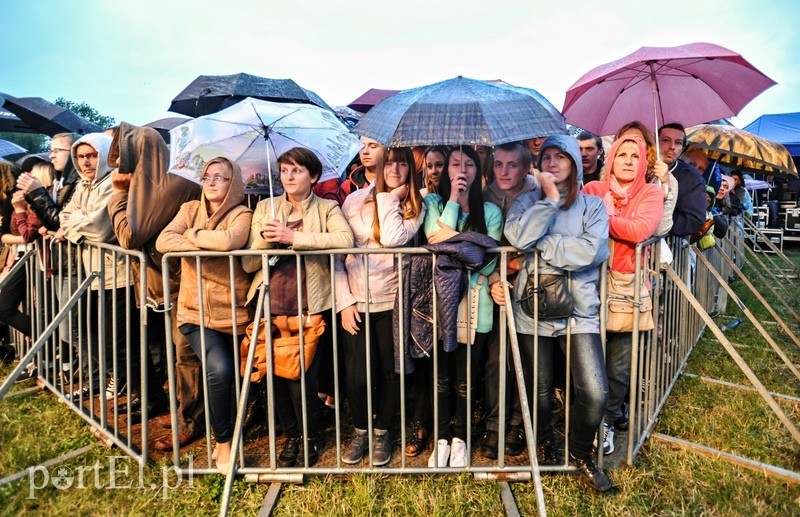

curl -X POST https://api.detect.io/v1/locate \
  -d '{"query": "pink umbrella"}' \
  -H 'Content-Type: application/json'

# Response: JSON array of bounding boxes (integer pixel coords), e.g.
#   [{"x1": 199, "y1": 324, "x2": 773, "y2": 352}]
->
[{"x1": 563, "y1": 42, "x2": 776, "y2": 138}]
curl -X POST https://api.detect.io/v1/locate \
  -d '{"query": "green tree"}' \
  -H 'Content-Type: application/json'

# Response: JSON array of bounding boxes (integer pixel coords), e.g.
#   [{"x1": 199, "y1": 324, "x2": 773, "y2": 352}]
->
[
  {"x1": 0, "y1": 132, "x2": 48, "y2": 154},
  {"x1": 55, "y1": 97, "x2": 116, "y2": 129}
]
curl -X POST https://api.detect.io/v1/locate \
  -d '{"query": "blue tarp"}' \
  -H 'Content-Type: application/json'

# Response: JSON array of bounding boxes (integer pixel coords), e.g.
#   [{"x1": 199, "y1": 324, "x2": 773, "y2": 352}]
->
[{"x1": 744, "y1": 112, "x2": 800, "y2": 156}]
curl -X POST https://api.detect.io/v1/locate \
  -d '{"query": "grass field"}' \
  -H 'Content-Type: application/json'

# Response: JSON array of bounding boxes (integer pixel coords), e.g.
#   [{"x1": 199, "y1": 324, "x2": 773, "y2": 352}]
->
[{"x1": 1, "y1": 242, "x2": 799, "y2": 516}]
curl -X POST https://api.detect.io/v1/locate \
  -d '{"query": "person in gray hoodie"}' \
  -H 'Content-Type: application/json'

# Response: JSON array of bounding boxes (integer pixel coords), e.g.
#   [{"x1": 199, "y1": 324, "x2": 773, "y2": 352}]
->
[{"x1": 504, "y1": 135, "x2": 613, "y2": 492}]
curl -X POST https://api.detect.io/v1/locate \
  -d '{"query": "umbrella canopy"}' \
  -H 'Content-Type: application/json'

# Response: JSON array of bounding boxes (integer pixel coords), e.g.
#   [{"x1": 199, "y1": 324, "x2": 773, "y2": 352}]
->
[
  {"x1": 168, "y1": 97, "x2": 363, "y2": 198},
  {"x1": 143, "y1": 116, "x2": 192, "y2": 144},
  {"x1": 347, "y1": 88, "x2": 400, "y2": 114},
  {"x1": 354, "y1": 76, "x2": 567, "y2": 147},
  {"x1": 563, "y1": 42, "x2": 776, "y2": 136},
  {"x1": 0, "y1": 139, "x2": 26, "y2": 157},
  {"x1": 686, "y1": 124, "x2": 798, "y2": 177},
  {"x1": 743, "y1": 112, "x2": 800, "y2": 156},
  {"x1": 2, "y1": 97, "x2": 102, "y2": 136},
  {"x1": 169, "y1": 73, "x2": 334, "y2": 117},
  {"x1": 0, "y1": 94, "x2": 36, "y2": 134}
]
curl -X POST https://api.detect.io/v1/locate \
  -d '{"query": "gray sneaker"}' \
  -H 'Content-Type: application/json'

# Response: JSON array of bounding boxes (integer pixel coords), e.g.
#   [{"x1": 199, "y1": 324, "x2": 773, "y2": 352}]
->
[
  {"x1": 342, "y1": 429, "x2": 369, "y2": 464},
  {"x1": 372, "y1": 429, "x2": 392, "y2": 466}
]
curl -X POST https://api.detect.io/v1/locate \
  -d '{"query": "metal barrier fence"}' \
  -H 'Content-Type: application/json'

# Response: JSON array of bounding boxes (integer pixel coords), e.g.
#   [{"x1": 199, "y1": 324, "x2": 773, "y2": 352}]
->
[
  {"x1": 0, "y1": 239, "x2": 152, "y2": 466},
  {"x1": 0, "y1": 221, "x2": 748, "y2": 510}
]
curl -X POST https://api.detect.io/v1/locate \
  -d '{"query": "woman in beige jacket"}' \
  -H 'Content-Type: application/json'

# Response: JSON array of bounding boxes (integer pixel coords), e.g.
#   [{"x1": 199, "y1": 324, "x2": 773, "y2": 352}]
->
[
  {"x1": 244, "y1": 147, "x2": 353, "y2": 468},
  {"x1": 156, "y1": 156, "x2": 252, "y2": 472}
]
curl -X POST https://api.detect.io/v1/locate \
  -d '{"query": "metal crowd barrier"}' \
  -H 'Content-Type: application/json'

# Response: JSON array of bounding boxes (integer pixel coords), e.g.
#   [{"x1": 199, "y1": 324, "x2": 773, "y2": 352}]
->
[
  {"x1": 0, "y1": 239, "x2": 151, "y2": 466},
  {"x1": 0, "y1": 221, "x2": 754, "y2": 513}
]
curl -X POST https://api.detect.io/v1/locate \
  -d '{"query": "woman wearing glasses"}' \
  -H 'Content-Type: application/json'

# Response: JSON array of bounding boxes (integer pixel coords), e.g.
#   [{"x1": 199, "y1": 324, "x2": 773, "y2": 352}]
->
[
  {"x1": 156, "y1": 157, "x2": 253, "y2": 473},
  {"x1": 243, "y1": 147, "x2": 354, "y2": 467}
]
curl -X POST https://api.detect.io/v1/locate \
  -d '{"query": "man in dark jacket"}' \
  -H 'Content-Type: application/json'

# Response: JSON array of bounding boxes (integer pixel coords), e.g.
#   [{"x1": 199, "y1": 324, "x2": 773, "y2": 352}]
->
[
  {"x1": 659, "y1": 123, "x2": 707, "y2": 239},
  {"x1": 17, "y1": 132, "x2": 81, "y2": 229}
]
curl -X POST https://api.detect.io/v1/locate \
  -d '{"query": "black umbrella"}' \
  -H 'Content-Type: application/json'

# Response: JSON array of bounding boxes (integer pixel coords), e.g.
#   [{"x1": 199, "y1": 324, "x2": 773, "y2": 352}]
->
[
  {"x1": 3, "y1": 97, "x2": 101, "y2": 136},
  {"x1": 168, "y1": 72, "x2": 334, "y2": 117},
  {"x1": 0, "y1": 93, "x2": 35, "y2": 133},
  {"x1": 143, "y1": 116, "x2": 192, "y2": 144}
]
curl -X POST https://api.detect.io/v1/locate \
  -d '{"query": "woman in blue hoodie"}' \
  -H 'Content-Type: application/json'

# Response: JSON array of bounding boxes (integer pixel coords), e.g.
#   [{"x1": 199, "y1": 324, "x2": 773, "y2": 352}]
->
[{"x1": 504, "y1": 135, "x2": 612, "y2": 492}]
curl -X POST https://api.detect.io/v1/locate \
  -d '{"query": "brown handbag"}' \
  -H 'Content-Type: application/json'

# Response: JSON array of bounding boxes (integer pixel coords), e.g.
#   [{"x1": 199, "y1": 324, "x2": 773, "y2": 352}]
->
[{"x1": 240, "y1": 314, "x2": 326, "y2": 382}]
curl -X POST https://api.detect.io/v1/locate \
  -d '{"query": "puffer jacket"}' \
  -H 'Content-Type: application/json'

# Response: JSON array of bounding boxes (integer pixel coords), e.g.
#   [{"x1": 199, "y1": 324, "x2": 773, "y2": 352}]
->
[
  {"x1": 59, "y1": 133, "x2": 127, "y2": 290},
  {"x1": 243, "y1": 191, "x2": 354, "y2": 313},
  {"x1": 392, "y1": 232, "x2": 497, "y2": 373},
  {"x1": 156, "y1": 157, "x2": 253, "y2": 335},
  {"x1": 334, "y1": 184, "x2": 425, "y2": 313},
  {"x1": 505, "y1": 135, "x2": 610, "y2": 337}
]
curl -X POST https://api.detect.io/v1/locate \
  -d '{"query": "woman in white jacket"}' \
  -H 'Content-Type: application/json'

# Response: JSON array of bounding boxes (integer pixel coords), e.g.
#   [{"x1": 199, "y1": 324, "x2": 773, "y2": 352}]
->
[{"x1": 336, "y1": 147, "x2": 425, "y2": 467}]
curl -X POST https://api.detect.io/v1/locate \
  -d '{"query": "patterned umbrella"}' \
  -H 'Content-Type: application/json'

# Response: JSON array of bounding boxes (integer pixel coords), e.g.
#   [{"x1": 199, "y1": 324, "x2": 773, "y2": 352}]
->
[
  {"x1": 353, "y1": 76, "x2": 566, "y2": 147},
  {"x1": 686, "y1": 124, "x2": 798, "y2": 177},
  {"x1": 168, "y1": 98, "x2": 363, "y2": 206}
]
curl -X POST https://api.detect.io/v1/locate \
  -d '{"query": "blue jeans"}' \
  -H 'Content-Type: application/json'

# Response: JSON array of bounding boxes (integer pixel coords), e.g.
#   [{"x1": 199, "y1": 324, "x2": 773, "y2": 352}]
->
[
  {"x1": 180, "y1": 324, "x2": 235, "y2": 443},
  {"x1": 520, "y1": 333, "x2": 608, "y2": 458}
]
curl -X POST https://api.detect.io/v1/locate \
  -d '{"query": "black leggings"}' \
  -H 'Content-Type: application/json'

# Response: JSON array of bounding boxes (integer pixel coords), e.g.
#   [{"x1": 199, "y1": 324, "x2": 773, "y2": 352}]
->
[{"x1": 343, "y1": 310, "x2": 399, "y2": 431}]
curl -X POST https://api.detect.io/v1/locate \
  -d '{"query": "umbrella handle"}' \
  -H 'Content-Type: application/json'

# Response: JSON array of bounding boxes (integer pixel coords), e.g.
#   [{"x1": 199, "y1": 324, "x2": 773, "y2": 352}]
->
[{"x1": 650, "y1": 63, "x2": 661, "y2": 162}]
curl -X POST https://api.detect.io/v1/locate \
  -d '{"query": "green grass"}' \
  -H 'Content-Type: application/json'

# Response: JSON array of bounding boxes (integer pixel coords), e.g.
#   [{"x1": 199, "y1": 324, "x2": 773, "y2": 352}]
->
[{"x1": 1, "y1": 245, "x2": 800, "y2": 515}]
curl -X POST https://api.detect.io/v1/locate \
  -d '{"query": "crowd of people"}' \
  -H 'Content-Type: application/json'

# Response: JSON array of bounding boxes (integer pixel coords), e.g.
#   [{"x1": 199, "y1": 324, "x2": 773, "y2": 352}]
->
[{"x1": 0, "y1": 117, "x2": 753, "y2": 493}]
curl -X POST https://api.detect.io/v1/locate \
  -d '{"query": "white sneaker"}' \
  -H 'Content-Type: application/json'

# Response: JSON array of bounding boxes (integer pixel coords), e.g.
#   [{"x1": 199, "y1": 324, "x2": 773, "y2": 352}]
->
[
  {"x1": 449, "y1": 437, "x2": 467, "y2": 467},
  {"x1": 593, "y1": 423, "x2": 615, "y2": 455},
  {"x1": 427, "y1": 439, "x2": 450, "y2": 468}
]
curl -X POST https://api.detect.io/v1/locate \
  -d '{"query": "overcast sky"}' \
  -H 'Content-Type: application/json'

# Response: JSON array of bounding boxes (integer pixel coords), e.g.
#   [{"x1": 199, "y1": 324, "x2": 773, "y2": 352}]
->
[{"x1": 3, "y1": 0, "x2": 799, "y2": 131}]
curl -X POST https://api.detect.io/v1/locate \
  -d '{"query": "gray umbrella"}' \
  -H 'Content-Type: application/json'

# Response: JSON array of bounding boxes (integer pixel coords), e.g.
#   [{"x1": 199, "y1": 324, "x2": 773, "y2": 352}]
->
[
  {"x1": 0, "y1": 139, "x2": 26, "y2": 157},
  {"x1": 353, "y1": 76, "x2": 567, "y2": 147}
]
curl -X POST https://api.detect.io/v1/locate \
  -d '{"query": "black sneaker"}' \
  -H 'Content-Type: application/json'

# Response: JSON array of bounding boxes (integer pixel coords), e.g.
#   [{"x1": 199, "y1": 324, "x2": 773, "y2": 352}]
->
[
  {"x1": 480, "y1": 430, "x2": 499, "y2": 460},
  {"x1": 15, "y1": 363, "x2": 37, "y2": 383},
  {"x1": 297, "y1": 438, "x2": 319, "y2": 468},
  {"x1": 278, "y1": 436, "x2": 301, "y2": 467},
  {"x1": 570, "y1": 453, "x2": 614, "y2": 493},
  {"x1": 504, "y1": 425, "x2": 525, "y2": 457},
  {"x1": 537, "y1": 439, "x2": 561, "y2": 465}
]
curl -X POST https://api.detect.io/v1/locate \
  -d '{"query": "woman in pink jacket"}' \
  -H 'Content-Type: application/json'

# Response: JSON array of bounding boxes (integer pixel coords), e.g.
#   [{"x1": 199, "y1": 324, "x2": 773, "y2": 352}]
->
[{"x1": 583, "y1": 136, "x2": 663, "y2": 456}]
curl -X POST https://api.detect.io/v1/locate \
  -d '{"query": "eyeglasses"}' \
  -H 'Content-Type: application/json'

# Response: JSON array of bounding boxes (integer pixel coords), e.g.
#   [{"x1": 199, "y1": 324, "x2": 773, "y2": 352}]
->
[
  {"x1": 200, "y1": 176, "x2": 231, "y2": 184},
  {"x1": 50, "y1": 148, "x2": 70, "y2": 154},
  {"x1": 76, "y1": 152, "x2": 99, "y2": 160}
]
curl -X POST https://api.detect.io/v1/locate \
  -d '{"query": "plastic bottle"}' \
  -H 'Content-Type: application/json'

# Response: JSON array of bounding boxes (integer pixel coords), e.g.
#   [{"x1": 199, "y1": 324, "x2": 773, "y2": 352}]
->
[{"x1": 720, "y1": 318, "x2": 744, "y2": 331}]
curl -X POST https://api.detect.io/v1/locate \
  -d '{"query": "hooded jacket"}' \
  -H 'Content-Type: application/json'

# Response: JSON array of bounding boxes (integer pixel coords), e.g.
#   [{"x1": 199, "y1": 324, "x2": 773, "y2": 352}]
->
[
  {"x1": 505, "y1": 135, "x2": 610, "y2": 337},
  {"x1": 59, "y1": 133, "x2": 127, "y2": 290},
  {"x1": 584, "y1": 137, "x2": 663, "y2": 274},
  {"x1": 242, "y1": 191, "x2": 354, "y2": 313},
  {"x1": 107, "y1": 122, "x2": 201, "y2": 304},
  {"x1": 156, "y1": 157, "x2": 253, "y2": 335}
]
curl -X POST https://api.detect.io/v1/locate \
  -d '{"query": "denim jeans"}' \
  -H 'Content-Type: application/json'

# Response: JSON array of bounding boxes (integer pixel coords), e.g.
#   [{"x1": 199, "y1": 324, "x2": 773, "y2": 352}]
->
[
  {"x1": 180, "y1": 324, "x2": 235, "y2": 443},
  {"x1": 605, "y1": 331, "x2": 633, "y2": 423},
  {"x1": 520, "y1": 333, "x2": 608, "y2": 458}
]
